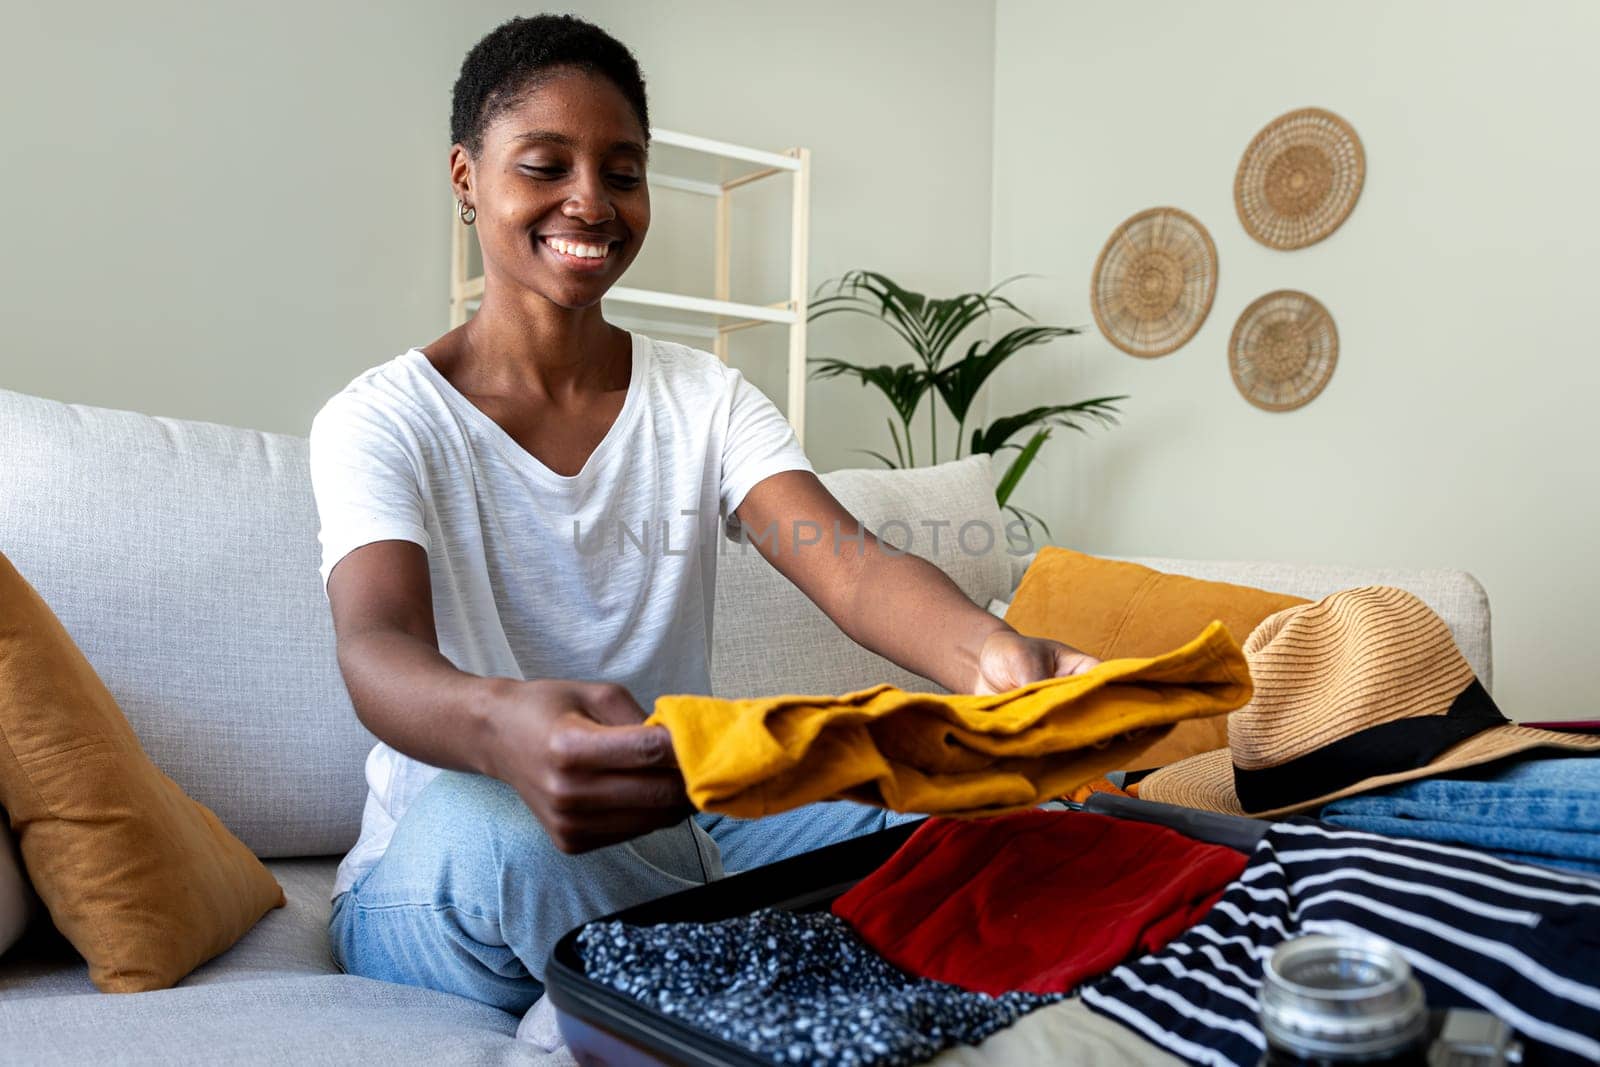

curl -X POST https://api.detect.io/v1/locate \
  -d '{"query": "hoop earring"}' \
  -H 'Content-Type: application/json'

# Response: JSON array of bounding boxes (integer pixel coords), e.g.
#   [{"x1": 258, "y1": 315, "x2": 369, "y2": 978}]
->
[{"x1": 457, "y1": 199, "x2": 476, "y2": 225}]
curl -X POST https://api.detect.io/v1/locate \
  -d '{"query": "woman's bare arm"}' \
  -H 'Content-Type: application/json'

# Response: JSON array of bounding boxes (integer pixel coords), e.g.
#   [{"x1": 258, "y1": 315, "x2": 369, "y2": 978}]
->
[
  {"x1": 729, "y1": 471, "x2": 1098, "y2": 694},
  {"x1": 325, "y1": 540, "x2": 690, "y2": 852}
]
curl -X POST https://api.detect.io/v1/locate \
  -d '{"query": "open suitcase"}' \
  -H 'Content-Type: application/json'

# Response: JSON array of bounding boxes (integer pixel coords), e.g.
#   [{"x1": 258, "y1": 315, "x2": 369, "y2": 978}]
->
[{"x1": 542, "y1": 795, "x2": 1268, "y2": 1066}]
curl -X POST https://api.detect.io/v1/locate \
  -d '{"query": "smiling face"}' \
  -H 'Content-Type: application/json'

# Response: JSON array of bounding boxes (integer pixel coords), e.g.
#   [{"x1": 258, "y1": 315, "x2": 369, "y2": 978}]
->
[{"x1": 451, "y1": 66, "x2": 650, "y2": 310}]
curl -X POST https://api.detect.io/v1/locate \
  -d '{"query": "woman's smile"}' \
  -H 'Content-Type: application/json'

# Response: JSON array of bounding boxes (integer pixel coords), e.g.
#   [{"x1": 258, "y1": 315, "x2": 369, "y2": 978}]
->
[{"x1": 538, "y1": 233, "x2": 619, "y2": 274}]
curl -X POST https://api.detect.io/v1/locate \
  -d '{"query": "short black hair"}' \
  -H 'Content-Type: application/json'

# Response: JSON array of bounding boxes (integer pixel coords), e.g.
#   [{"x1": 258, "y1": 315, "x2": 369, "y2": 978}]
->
[{"x1": 450, "y1": 14, "x2": 650, "y2": 157}]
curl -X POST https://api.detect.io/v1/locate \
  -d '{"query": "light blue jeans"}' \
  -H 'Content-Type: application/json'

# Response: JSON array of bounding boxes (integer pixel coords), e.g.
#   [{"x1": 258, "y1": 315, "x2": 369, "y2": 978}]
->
[
  {"x1": 328, "y1": 770, "x2": 916, "y2": 1014},
  {"x1": 1319, "y1": 756, "x2": 1600, "y2": 875}
]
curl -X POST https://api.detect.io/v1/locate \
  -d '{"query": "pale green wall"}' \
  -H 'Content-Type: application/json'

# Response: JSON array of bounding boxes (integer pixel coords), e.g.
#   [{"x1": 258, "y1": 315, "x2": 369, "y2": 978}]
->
[
  {"x1": 0, "y1": 0, "x2": 996, "y2": 474},
  {"x1": 988, "y1": 0, "x2": 1600, "y2": 720}
]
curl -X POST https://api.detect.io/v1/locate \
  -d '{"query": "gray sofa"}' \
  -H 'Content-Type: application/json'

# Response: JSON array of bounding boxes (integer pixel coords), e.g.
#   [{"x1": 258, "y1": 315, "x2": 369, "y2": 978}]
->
[{"x1": 0, "y1": 385, "x2": 1492, "y2": 1064}]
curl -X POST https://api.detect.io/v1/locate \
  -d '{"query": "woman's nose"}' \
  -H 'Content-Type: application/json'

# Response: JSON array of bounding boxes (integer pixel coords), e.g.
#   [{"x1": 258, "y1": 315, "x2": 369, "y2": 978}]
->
[{"x1": 563, "y1": 168, "x2": 615, "y2": 223}]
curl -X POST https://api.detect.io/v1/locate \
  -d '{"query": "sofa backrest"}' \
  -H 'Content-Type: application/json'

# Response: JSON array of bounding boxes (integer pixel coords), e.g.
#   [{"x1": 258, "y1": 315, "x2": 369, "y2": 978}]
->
[
  {"x1": 0, "y1": 388, "x2": 1018, "y2": 858},
  {"x1": 1, "y1": 388, "x2": 370, "y2": 858},
  {"x1": 0, "y1": 386, "x2": 1499, "y2": 856}
]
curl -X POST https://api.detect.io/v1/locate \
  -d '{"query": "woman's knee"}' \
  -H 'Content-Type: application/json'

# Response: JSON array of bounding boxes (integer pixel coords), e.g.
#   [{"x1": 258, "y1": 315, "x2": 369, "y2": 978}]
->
[
  {"x1": 391, "y1": 772, "x2": 542, "y2": 874},
  {"x1": 403, "y1": 771, "x2": 534, "y2": 839},
  {"x1": 329, "y1": 882, "x2": 542, "y2": 1014}
]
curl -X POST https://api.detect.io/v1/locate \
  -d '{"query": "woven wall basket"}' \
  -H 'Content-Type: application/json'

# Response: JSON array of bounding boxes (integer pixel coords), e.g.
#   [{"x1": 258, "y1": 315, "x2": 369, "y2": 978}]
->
[
  {"x1": 1235, "y1": 108, "x2": 1365, "y2": 250},
  {"x1": 1229, "y1": 290, "x2": 1338, "y2": 411},
  {"x1": 1090, "y1": 206, "x2": 1218, "y2": 358}
]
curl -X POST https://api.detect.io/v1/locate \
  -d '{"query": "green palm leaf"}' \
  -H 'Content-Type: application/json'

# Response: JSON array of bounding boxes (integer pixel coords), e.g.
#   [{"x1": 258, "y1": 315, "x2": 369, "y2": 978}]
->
[
  {"x1": 921, "y1": 275, "x2": 1037, "y2": 362},
  {"x1": 968, "y1": 396, "x2": 1127, "y2": 456},
  {"x1": 995, "y1": 428, "x2": 1050, "y2": 508},
  {"x1": 809, "y1": 271, "x2": 934, "y2": 357},
  {"x1": 1004, "y1": 503, "x2": 1053, "y2": 543},
  {"x1": 851, "y1": 448, "x2": 900, "y2": 469},
  {"x1": 808, "y1": 271, "x2": 1044, "y2": 373},
  {"x1": 932, "y1": 325, "x2": 1085, "y2": 426},
  {"x1": 884, "y1": 418, "x2": 907, "y2": 467},
  {"x1": 808, "y1": 357, "x2": 930, "y2": 425}
]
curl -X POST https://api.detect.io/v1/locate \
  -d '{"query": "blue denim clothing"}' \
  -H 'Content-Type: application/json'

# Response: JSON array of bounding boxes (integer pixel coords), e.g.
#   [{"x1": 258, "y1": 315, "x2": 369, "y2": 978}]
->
[
  {"x1": 328, "y1": 770, "x2": 917, "y2": 1014},
  {"x1": 1318, "y1": 756, "x2": 1600, "y2": 875}
]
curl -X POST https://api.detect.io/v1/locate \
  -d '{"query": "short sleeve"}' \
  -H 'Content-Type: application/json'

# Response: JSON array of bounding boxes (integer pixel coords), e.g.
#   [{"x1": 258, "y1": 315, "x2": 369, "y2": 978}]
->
[
  {"x1": 308, "y1": 393, "x2": 431, "y2": 595},
  {"x1": 719, "y1": 367, "x2": 814, "y2": 539}
]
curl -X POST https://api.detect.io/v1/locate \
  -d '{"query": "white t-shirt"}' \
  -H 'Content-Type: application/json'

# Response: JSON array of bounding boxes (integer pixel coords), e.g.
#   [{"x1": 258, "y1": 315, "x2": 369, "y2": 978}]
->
[{"x1": 308, "y1": 331, "x2": 813, "y2": 897}]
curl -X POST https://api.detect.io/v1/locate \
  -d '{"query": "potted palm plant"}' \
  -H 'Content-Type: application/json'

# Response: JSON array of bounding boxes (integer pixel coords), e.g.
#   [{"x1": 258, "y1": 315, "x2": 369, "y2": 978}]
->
[{"x1": 807, "y1": 270, "x2": 1125, "y2": 536}]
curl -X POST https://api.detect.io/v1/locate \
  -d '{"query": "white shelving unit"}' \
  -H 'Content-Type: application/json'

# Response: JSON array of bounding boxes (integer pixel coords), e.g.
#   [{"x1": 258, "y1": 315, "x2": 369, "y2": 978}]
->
[{"x1": 449, "y1": 127, "x2": 812, "y2": 445}]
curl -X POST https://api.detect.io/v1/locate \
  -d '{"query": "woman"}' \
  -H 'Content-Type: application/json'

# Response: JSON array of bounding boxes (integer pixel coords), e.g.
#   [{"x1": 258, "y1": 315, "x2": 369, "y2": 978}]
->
[{"x1": 310, "y1": 13, "x2": 1097, "y2": 1015}]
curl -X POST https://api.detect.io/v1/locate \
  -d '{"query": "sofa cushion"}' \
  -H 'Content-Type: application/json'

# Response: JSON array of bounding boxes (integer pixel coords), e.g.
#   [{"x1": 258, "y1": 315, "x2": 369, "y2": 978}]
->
[
  {"x1": 0, "y1": 856, "x2": 564, "y2": 1063},
  {"x1": 1108, "y1": 555, "x2": 1494, "y2": 691},
  {"x1": 711, "y1": 455, "x2": 1017, "y2": 698},
  {"x1": 1006, "y1": 552, "x2": 1493, "y2": 691},
  {"x1": 1005, "y1": 547, "x2": 1310, "y2": 662},
  {"x1": 0, "y1": 552, "x2": 284, "y2": 992},
  {"x1": 1003, "y1": 547, "x2": 1310, "y2": 769},
  {"x1": 0, "y1": 973, "x2": 565, "y2": 1066},
  {"x1": 0, "y1": 387, "x2": 373, "y2": 858},
  {"x1": 0, "y1": 858, "x2": 338, "y2": 999}
]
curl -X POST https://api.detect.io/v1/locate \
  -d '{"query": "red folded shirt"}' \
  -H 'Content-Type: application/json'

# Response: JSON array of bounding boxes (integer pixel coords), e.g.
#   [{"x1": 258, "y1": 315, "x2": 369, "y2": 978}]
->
[{"x1": 831, "y1": 809, "x2": 1247, "y2": 995}]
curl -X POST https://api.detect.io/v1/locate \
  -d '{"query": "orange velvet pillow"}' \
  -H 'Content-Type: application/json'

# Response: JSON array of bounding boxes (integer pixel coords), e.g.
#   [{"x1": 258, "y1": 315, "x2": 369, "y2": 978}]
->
[
  {"x1": 1005, "y1": 547, "x2": 1308, "y2": 769},
  {"x1": 0, "y1": 552, "x2": 283, "y2": 992}
]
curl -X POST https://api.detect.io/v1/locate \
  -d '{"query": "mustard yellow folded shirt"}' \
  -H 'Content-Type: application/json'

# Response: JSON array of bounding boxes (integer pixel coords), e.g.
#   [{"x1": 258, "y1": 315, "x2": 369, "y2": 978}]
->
[{"x1": 648, "y1": 620, "x2": 1252, "y2": 818}]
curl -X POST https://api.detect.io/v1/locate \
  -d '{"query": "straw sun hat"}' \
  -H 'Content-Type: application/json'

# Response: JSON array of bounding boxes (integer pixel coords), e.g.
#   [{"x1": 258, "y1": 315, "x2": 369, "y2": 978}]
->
[{"x1": 1140, "y1": 586, "x2": 1600, "y2": 818}]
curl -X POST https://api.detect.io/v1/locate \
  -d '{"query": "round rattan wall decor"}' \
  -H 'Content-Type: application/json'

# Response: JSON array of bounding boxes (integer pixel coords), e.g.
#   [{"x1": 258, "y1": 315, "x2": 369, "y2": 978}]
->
[
  {"x1": 1229, "y1": 290, "x2": 1338, "y2": 411},
  {"x1": 1235, "y1": 107, "x2": 1365, "y2": 250},
  {"x1": 1090, "y1": 206, "x2": 1218, "y2": 358}
]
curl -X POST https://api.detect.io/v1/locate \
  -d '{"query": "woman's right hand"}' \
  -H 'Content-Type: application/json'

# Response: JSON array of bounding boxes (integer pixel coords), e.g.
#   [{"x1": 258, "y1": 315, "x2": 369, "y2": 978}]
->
[{"x1": 483, "y1": 678, "x2": 693, "y2": 854}]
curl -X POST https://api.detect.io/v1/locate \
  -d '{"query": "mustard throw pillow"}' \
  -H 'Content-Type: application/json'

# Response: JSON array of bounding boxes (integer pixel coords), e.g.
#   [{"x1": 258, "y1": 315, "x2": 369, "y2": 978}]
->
[
  {"x1": 1005, "y1": 547, "x2": 1308, "y2": 770},
  {"x1": 0, "y1": 551, "x2": 283, "y2": 992}
]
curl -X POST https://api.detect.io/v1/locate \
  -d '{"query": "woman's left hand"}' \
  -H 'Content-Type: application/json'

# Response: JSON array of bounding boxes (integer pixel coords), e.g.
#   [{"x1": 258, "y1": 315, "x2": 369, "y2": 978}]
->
[{"x1": 972, "y1": 629, "x2": 1101, "y2": 695}]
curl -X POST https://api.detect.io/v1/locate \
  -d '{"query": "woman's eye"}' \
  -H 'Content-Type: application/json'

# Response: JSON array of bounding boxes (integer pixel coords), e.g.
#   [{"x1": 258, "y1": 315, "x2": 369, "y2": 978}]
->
[{"x1": 519, "y1": 167, "x2": 640, "y2": 188}]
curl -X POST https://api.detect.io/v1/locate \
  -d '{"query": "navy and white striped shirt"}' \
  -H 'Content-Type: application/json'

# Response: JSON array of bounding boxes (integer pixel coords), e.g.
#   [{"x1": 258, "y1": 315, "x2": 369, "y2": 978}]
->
[{"x1": 1081, "y1": 821, "x2": 1600, "y2": 1066}]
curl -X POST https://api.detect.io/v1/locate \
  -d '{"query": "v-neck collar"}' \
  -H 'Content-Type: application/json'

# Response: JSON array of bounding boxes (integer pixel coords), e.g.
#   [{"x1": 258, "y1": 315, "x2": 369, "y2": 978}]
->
[{"x1": 405, "y1": 330, "x2": 649, "y2": 489}]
